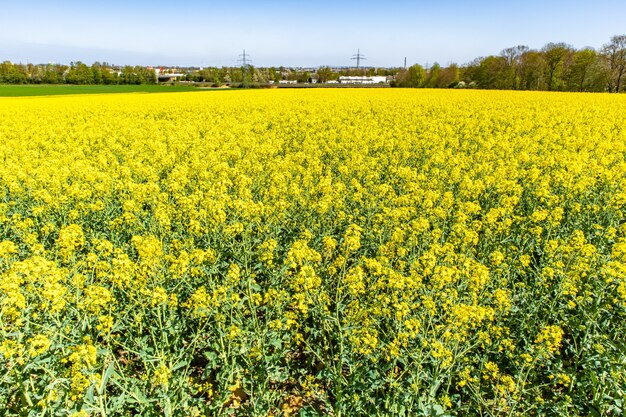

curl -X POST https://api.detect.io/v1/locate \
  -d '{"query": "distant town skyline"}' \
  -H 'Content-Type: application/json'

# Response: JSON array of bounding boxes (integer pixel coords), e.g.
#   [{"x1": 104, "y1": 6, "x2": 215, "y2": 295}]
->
[{"x1": 1, "y1": 0, "x2": 625, "y2": 67}]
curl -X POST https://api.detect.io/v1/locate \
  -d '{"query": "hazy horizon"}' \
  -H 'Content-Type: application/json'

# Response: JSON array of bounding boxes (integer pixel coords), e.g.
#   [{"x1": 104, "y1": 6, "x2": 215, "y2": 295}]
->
[{"x1": 2, "y1": 0, "x2": 625, "y2": 68}]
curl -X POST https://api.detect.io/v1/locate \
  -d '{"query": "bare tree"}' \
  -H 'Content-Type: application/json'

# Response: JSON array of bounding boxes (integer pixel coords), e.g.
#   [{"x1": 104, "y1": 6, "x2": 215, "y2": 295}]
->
[
  {"x1": 518, "y1": 50, "x2": 544, "y2": 90},
  {"x1": 602, "y1": 35, "x2": 626, "y2": 92},
  {"x1": 500, "y1": 45, "x2": 529, "y2": 89}
]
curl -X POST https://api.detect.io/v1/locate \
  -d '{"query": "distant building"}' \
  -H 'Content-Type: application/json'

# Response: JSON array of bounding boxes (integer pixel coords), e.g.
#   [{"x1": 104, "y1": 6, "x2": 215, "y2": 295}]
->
[
  {"x1": 338, "y1": 76, "x2": 388, "y2": 84},
  {"x1": 154, "y1": 68, "x2": 186, "y2": 82},
  {"x1": 157, "y1": 73, "x2": 185, "y2": 82}
]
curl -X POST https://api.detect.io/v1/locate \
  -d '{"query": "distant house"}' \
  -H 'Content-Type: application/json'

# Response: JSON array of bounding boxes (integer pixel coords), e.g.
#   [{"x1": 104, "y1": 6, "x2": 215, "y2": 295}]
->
[
  {"x1": 338, "y1": 76, "x2": 388, "y2": 84},
  {"x1": 279, "y1": 80, "x2": 298, "y2": 84},
  {"x1": 154, "y1": 67, "x2": 186, "y2": 83},
  {"x1": 157, "y1": 73, "x2": 186, "y2": 83}
]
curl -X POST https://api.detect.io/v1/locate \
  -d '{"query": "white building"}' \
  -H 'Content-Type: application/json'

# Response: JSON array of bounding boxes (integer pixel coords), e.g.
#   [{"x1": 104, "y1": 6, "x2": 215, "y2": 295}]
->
[{"x1": 338, "y1": 76, "x2": 388, "y2": 84}]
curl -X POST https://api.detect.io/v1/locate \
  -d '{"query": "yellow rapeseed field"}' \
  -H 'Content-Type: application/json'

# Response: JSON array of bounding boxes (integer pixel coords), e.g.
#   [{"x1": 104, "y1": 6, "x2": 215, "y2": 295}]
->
[{"x1": 0, "y1": 89, "x2": 625, "y2": 416}]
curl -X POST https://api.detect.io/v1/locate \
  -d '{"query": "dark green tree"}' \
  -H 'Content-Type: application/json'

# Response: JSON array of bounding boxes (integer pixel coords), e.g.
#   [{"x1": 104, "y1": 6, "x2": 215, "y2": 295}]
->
[
  {"x1": 91, "y1": 63, "x2": 103, "y2": 84},
  {"x1": 426, "y1": 62, "x2": 441, "y2": 87},
  {"x1": 395, "y1": 64, "x2": 426, "y2": 87},
  {"x1": 42, "y1": 64, "x2": 66, "y2": 84},
  {"x1": 542, "y1": 42, "x2": 571, "y2": 91},
  {"x1": 407, "y1": 64, "x2": 426, "y2": 87},
  {"x1": 0, "y1": 61, "x2": 28, "y2": 84},
  {"x1": 463, "y1": 56, "x2": 509, "y2": 89},
  {"x1": 101, "y1": 66, "x2": 119, "y2": 85},
  {"x1": 566, "y1": 48, "x2": 598, "y2": 91},
  {"x1": 66, "y1": 61, "x2": 94, "y2": 84}
]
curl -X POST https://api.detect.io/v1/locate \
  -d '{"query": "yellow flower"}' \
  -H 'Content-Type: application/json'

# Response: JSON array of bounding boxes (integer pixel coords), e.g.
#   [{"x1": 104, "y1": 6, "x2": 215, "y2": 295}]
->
[
  {"x1": 57, "y1": 224, "x2": 85, "y2": 261},
  {"x1": 535, "y1": 325, "x2": 564, "y2": 355},
  {"x1": 342, "y1": 224, "x2": 363, "y2": 253},
  {"x1": 483, "y1": 361, "x2": 499, "y2": 380},
  {"x1": 0, "y1": 240, "x2": 18, "y2": 259},
  {"x1": 153, "y1": 362, "x2": 171, "y2": 388},
  {"x1": 131, "y1": 235, "x2": 163, "y2": 263},
  {"x1": 28, "y1": 334, "x2": 51, "y2": 357}
]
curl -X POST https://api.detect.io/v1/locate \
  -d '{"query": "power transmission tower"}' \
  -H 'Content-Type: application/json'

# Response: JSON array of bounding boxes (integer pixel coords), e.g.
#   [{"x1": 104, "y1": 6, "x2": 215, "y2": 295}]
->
[
  {"x1": 238, "y1": 49, "x2": 251, "y2": 67},
  {"x1": 351, "y1": 49, "x2": 366, "y2": 70},
  {"x1": 237, "y1": 49, "x2": 252, "y2": 88}
]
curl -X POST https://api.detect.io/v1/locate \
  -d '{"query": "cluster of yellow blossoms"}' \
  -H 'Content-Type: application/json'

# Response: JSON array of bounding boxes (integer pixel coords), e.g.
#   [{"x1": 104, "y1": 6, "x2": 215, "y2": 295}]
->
[{"x1": 0, "y1": 89, "x2": 625, "y2": 416}]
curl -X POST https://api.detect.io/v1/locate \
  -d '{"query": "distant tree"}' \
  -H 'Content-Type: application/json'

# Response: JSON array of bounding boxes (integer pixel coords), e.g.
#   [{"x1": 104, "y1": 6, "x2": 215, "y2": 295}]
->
[
  {"x1": 118, "y1": 66, "x2": 156, "y2": 85},
  {"x1": 437, "y1": 64, "x2": 460, "y2": 88},
  {"x1": 601, "y1": 35, "x2": 626, "y2": 92},
  {"x1": 287, "y1": 70, "x2": 299, "y2": 81},
  {"x1": 253, "y1": 67, "x2": 266, "y2": 83},
  {"x1": 241, "y1": 65, "x2": 253, "y2": 87},
  {"x1": 565, "y1": 48, "x2": 598, "y2": 91},
  {"x1": 266, "y1": 68, "x2": 275, "y2": 82},
  {"x1": 409, "y1": 64, "x2": 426, "y2": 87},
  {"x1": 0, "y1": 61, "x2": 28, "y2": 84},
  {"x1": 586, "y1": 57, "x2": 611, "y2": 92},
  {"x1": 426, "y1": 62, "x2": 441, "y2": 87},
  {"x1": 120, "y1": 66, "x2": 136, "y2": 84},
  {"x1": 101, "y1": 66, "x2": 119, "y2": 85},
  {"x1": 213, "y1": 68, "x2": 224, "y2": 85},
  {"x1": 91, "y1": 63, "x2": 103, "y2": 84},
  {"x1": 199, "y1": 67, "x2": 222, "y2": 84},
  {"x1": 542, "y1": 42, "x2": 571, "y2": 91},
  {"x1": 222, "y1": 68, "x2": 232, "y2": 84},
  {"x1": 395, "y1": 64, "x2": 426, "y2": 87},
  {"x1": 316, "y1": 66, "x2": 333, "y2": 83},
  {"x1": 26, "y1": 63, "x2": 43, "y2": 83},
  {"x1": 66, "y1": 62, "x2": 94, "y2": 84},
  {"x1": 42, "y1": 64, "x2": 65, "y2": 84},
  {"x1": 137, "y1": 66, "x2": 157, "y2": 84},
  {"x1": 228, "y1": 67, "x2": 242, "y2": 83},
  {"x1": 518, "y1": 50, "x2": 544, "y2": 90},
  {"x1": 195, "y1": 69, "x2": 208, "y2": 82},
  {"x1": 463, "y1": 56, "x2": 509, "y2": 89},
  {"x1": 501, "y1": 45, "x2": 529, "y2": 89},
  {"x1": 295, "y1": 71, "x2": 310, "y2": 83}
]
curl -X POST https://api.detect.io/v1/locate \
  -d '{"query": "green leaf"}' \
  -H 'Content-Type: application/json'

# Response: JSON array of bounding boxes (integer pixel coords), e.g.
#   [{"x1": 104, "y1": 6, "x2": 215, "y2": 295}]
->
[{"x1": 98, "y1": 362, "x2": 116, "y2": 395}]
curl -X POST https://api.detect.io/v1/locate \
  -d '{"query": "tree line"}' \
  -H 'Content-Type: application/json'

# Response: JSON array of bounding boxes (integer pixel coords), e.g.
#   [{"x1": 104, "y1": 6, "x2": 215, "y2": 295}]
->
[
  {"x1": 0, "y1": 61, "x2": 156, "y2": 85},
  {"x1": 2, "y1": 34, "x2": 625, "y2": 91},
  {"x1": 0, "y1": 60, "x2": 396, "y2": 86},
  {"x1": 182, "y1": 66, "x2": 395, "y2": 85},
  {"x1": 396, "y1": 35, "x2": 626, "y2": 92}
]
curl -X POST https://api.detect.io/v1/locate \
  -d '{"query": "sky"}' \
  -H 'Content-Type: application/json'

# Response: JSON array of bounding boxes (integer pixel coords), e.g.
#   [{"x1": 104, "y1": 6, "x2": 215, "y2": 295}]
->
[{"x1": 1, "y1": 0, "x2": 625, "y2": 68}]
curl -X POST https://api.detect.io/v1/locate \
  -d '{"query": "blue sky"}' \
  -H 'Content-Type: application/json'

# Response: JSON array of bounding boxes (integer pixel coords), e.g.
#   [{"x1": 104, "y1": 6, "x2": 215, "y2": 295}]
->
[{"x1": 1, "y1": 0, "x2": 625, "y2": 67}]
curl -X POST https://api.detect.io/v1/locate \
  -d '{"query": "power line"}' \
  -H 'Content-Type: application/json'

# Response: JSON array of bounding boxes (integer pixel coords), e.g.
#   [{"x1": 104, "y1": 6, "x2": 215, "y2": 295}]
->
[{"x1": 351, "y1": 48, "x2": 366, "y2": 69}]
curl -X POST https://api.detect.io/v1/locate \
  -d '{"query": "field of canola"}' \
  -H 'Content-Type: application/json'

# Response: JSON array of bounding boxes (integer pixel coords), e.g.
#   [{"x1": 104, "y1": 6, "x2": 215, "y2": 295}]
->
[{"x1": 0, "y1": 89, "x2": 625, "y2": 416}]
